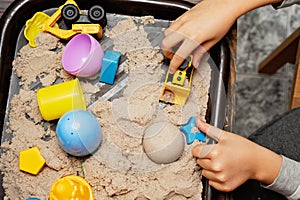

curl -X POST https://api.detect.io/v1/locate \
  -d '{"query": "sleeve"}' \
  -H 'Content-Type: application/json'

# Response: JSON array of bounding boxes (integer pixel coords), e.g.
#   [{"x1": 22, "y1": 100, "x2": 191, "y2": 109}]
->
[
  {"x1": 262, "y1": 156, "x2": 300, "y2": 200},
  {"x1": 273, "y1": 0, "x2": 300, "y2": 9}
]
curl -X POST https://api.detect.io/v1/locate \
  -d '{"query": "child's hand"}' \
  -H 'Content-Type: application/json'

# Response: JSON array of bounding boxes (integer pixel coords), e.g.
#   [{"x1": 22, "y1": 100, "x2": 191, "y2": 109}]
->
[
  {"x1": 192, "y1": 118, "x2": 282, "y2": 192},
  {"x1": 161, "y1": 0, "x2": 237, "y2": 74},
  {"x1": 161, "y1": 0, "x2": 282, "y2": 74}
]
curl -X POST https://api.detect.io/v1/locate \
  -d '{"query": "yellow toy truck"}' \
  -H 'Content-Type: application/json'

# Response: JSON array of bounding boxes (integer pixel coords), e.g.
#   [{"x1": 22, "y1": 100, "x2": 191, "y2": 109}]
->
[{"x1": 160, "y1": 56, "x2": 195, "y2": 106}]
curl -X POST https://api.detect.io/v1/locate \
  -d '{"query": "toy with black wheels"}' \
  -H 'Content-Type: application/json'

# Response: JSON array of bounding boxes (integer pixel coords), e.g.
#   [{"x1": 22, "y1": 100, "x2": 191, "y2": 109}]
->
[
  {"x1": 88, "y1": 5, "x2": 107, "y2": 27},
  {"x1": 62, "y1": 4, "x2": 80, "y2": 28}
]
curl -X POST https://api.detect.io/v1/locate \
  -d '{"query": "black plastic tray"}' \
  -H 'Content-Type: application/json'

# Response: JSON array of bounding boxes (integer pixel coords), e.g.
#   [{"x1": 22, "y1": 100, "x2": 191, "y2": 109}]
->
[{"x1": 0, "y1": 0, "x2": 231, "y2": 199}]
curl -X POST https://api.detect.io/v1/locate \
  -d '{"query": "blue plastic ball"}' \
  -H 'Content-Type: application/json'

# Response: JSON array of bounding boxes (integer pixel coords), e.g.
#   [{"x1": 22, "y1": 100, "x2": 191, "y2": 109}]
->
[{"x1": 56, "y1": 110, "x2": 102, "y2": 156}]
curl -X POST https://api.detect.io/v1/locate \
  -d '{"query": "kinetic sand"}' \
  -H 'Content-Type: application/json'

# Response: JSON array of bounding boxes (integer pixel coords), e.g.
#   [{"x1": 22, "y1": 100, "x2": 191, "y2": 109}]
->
[{"x1": 0, "y1": 15, "x2": 211, "y2": 199}]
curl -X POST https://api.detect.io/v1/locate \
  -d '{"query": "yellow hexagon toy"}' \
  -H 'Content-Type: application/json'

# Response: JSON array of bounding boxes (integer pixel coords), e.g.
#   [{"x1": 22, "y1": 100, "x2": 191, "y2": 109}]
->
[{"x1": 19, "y1": 146, "x2": 46, "y2": 175}]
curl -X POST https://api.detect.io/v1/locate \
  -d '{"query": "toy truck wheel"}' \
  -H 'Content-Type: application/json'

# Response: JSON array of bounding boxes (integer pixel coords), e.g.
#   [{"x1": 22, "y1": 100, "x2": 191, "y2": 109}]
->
[
  {"x1": 62, "y1": 4, "x2": 80, "y2": 28},
  {"x1": 88, "y1": 5, "x2": 107, "y2": 27}
]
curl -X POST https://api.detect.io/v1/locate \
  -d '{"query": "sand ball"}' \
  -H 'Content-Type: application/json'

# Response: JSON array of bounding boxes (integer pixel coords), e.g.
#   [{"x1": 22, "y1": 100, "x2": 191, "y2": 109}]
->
[{"x1": 143, "y1": 121, "x2": 185, "y2": 164}]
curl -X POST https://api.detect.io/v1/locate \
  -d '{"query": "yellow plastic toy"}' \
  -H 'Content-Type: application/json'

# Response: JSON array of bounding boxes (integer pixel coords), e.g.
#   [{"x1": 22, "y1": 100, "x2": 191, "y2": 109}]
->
[
  {"x1": 49, "y1": 175, "x2": 94, "y2": 200},
  {"x1": 160, "y1": 56, "x2": 195, "y2": 106},
  {"x1": 19, "y1": 146, "x2": 46, "y2": 175},
  {"x1": 42, "y1": 0, "x2": 103, "y2": 40},
  {"x1": 37, "y1": 78, "x2": 86, "y2": 121},
  {"x1": 24, "y1": 12, "x2": 59, "y2": 47}
]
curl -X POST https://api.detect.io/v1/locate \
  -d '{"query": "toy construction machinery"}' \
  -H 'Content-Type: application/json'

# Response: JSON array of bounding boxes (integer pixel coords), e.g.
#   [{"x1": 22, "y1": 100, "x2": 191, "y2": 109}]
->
[
  {"x1": 42, "y1": 0, "x2": 106, "y2": 40},
  {"x1": 24, "y1": 0, "x2": 106, "y2": 47},
  {"x1": 160, "y1": 56, "x2": 195, "y2": 106}
]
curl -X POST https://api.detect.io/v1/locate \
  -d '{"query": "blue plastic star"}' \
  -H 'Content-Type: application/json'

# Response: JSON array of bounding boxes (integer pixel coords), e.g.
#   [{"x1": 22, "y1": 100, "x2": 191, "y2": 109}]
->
[{"x1": 180, "y1": 117, "x2": 206, "y2": 144}]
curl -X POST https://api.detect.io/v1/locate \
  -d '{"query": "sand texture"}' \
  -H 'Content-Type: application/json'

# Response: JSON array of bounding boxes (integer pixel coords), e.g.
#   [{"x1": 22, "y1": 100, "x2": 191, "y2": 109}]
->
[{"x1": 0, "y1": 15, "x2": 211, "y2": 199}]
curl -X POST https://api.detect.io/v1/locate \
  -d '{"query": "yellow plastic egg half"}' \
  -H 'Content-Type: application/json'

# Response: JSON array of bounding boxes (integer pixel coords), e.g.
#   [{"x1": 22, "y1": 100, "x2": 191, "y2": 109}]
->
[{"x1": 49, "y1": 175, "x2": 94, "y2": 200}]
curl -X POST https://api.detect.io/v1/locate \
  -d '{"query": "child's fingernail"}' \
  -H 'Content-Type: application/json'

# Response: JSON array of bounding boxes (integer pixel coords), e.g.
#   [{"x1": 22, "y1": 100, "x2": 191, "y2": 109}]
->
[{"x1": 169, "y1": 68, "x2": 175, "y2": 74}]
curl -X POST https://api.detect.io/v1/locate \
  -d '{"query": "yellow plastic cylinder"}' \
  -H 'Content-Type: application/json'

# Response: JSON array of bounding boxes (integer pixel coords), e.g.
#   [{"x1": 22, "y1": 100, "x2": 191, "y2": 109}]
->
[{"x1": 37, "y1": 78, "x2": 86, "y2": 121}]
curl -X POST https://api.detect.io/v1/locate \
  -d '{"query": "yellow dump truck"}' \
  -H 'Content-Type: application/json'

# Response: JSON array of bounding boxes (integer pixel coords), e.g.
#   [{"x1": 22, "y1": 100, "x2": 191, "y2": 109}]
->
[{"x1": 160, "y1": 56, "x2": 195, "y2": 106}]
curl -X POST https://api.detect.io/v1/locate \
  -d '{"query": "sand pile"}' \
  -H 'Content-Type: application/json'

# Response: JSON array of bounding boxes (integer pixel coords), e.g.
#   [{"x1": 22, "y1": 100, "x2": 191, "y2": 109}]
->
[{"x1": 0, "y1": 15, "x2": 211, "y2": 199}]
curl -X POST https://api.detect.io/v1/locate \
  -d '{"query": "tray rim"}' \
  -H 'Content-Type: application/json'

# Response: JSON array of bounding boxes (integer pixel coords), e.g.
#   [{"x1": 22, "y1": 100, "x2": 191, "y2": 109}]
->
[{"x1": 0, "y1": 0, "x2": 231, "y2": 199}]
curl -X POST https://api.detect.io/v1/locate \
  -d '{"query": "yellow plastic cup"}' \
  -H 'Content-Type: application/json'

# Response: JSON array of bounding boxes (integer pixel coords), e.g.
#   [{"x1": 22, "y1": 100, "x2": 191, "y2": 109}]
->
[{"x1": 37, "y1": 78, "x2": 86, "y2": 121}]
